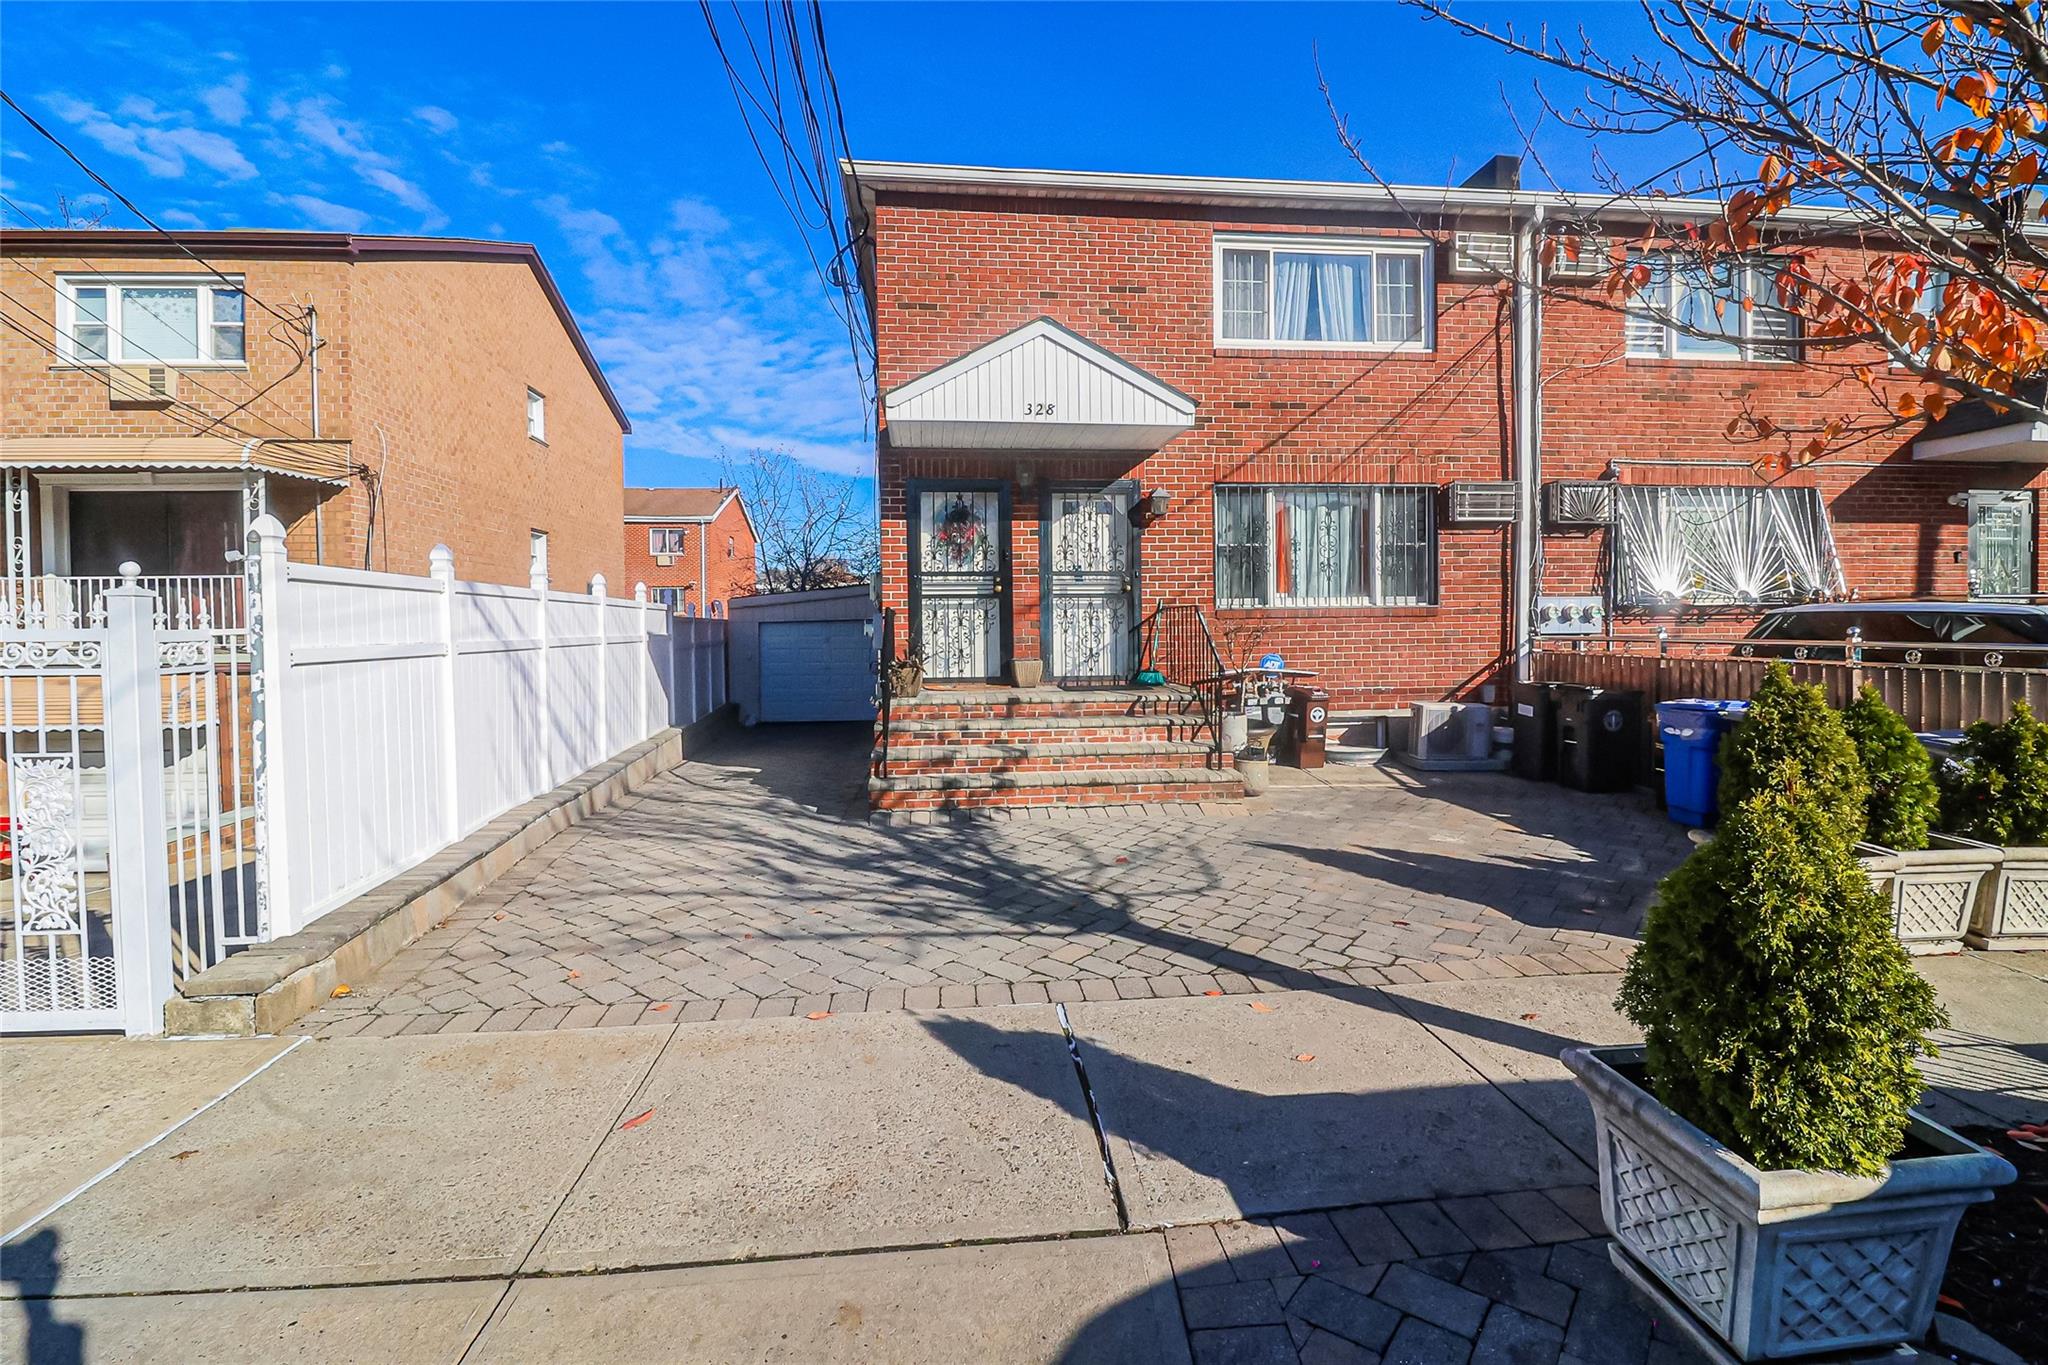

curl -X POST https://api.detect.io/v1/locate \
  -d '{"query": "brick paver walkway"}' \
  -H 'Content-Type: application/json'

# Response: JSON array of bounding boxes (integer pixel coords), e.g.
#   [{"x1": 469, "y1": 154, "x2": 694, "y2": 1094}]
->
[
  {"x1": 295, "y1": 725, "x2": 1696, "y2": 1038},
  {"x1": 1163, "y1": 1186, "x2": 1710, "y2": 1365}
]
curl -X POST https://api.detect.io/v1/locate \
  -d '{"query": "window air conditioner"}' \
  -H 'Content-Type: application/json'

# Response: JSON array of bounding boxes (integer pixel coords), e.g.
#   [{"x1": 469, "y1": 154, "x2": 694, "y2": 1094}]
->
[
  {"x1": 654, "y1": 554, "x2": 674, "y2": 567},
  {"x1": 1450, "y1": 231, "x2": 1514, "y2": 277},
  {"x1": 1545, "y1": 480, "x2": 1617, "y2": 527},
  {"x1": 1546, "y1": 232, "x2": 1610, "y2": 279},
  {"x1": 108, "y1": 364, "x2": 177, "y2": 405},
  {"x1": 1447, "y1": 481, "x2": 1519, "y2": 524}
]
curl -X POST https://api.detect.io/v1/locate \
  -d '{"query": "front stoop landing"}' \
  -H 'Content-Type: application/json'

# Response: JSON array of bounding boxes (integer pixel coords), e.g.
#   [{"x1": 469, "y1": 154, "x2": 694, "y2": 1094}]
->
[
  {"x1": 166, "y1": 713, "x2": 729, "y2": 1037},
  {"x1": 870, "y1": 684, "x2": 1245, "y2": 814}
]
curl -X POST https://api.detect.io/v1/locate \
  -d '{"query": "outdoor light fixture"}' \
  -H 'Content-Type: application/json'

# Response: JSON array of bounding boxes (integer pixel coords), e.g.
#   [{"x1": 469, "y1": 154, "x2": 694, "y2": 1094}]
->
[{"x1": 1144, "y1": 489, "x2": 1170, "y2": 520}]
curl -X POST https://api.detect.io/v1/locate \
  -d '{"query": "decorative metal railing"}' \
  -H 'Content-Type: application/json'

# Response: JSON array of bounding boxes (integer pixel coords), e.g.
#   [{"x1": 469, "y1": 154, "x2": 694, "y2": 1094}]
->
[
  {"x1": 1139, "y1": 602, "x2": 1228, "y2": 759},
  {"x1": 2, "y1": 574, "x2": 246, "y2": 635}
]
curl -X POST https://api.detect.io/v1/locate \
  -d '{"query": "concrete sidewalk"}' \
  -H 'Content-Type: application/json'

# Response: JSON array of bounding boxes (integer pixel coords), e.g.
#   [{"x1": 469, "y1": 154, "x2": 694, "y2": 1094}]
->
[{"x1": 4, "y1": 952, "x2": 2042, "y2": 1364}]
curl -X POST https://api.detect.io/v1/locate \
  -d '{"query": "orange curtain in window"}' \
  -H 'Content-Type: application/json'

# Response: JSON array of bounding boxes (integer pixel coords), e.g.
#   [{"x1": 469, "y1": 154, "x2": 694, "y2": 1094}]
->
[{"x1": 1273, "y1": 498, "x2": 1291, "y2": 597}]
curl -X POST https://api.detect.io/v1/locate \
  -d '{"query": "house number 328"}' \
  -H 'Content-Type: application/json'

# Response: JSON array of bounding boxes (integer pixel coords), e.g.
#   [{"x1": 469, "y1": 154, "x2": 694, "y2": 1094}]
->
[{"x1": 1023, "y1": 401, "x2": 1055, "y2": 417}]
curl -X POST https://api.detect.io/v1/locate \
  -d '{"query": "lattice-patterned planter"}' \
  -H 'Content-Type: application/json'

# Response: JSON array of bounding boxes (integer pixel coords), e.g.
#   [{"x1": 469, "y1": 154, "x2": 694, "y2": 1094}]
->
[
  {"x1": 1968, "y1": 843, "x2": 2048, "y2": 950},
  {"x1": 1855, "y1": 836, "x2": 2000, "y2": 955},
  {"x1": 1566, "y1": 1045, "x2": 2014, "y2": 1362}
]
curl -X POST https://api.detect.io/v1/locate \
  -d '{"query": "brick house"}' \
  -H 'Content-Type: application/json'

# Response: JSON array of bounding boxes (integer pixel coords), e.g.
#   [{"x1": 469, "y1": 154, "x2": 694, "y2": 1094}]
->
[
  {"x1": 841, "y1": 158, "x2": 2047, "y2": 812},
  {"x1": 622, "y1": 486, "x2": 757, "y2": 617},
  {"x1": 847, "y1": 158, "x2": 2047, "y2": 714},
  {"x1": 0, "y1": 229, "x2": 631, "y2": 626}
]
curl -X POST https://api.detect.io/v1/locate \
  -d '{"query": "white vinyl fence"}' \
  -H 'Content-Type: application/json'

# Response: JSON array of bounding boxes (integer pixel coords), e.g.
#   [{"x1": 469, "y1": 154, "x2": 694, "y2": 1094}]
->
[{"x1": 2, "y1": 518, "x2": 724, "y2": 1035}]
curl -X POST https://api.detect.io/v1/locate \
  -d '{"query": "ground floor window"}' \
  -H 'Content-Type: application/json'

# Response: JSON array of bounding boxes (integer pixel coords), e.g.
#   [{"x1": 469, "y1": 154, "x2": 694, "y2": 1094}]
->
[
  {"x1": 1612, "y1": 485, "x2": 1842, "y2": 607},
  {"x1": 1213, "y1": 484, "x2": 1436, "y2": 608}
]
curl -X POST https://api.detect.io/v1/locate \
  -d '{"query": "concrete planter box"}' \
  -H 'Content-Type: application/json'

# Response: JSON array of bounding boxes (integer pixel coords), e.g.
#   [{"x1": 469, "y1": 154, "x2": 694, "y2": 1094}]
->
[
  {"x1": 1968, "y1": 842, "x2": 2048, "y2": 951},
  {"x1": 1566, "y1": 1045, "x2": 2013, "y2": 1362},
  {"x1": 1854, "y1": 834, "x2": 2000, "y2": 955}
]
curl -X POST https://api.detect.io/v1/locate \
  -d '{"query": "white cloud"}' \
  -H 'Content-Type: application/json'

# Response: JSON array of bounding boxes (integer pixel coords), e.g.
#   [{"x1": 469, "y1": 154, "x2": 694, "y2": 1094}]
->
[
  {"x1": 412, "y1": 105, "x2": 458, "y2": 135},
  {"x1": 275, "y1": 192, "x2": 370, "y2": 232},
  {"x1": 275, "y1": 95, "x2": 446, "y2": 227},
  {"x1": 200, "y1": 75, "x2": 249, "y2": 126},
  {"x1": 41, "y1": 93, "x2": 257, "y2": 180},
  {"x1": 159, "y1": 207, "x2": 206, "y2": 229}
]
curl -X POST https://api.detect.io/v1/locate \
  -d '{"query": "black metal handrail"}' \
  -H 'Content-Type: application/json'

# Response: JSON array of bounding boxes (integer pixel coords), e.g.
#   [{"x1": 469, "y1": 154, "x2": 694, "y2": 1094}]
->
[{"x1": 1140, "y1": 602, "x2": 1228, "y2": 759}]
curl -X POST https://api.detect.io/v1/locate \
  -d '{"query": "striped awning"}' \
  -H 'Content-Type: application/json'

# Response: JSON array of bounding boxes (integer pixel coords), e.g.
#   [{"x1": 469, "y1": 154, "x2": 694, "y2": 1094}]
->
[{"x1": 0, "y1": 436, "x2": 353, "y2": 485}]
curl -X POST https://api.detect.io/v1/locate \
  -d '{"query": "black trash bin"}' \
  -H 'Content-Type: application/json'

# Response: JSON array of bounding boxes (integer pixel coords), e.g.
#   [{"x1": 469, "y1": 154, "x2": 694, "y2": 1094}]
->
[
  {"x1": 1510, "y1": 681, "x2": 1559, "y2": 782},
  {"x1": 1555, "y1": 686, "x2": 1642, "y2": 792}
]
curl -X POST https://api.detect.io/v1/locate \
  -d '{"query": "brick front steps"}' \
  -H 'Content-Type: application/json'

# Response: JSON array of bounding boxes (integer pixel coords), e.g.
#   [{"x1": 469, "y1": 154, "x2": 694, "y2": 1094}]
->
[{"x1": 872, "y1": 684, "x2": 1243, "y2": 814}]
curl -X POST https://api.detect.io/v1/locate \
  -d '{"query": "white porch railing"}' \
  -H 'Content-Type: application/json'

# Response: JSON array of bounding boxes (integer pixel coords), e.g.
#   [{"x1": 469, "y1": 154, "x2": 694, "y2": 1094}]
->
[{"x1": 2, "y1": 574, "x2": 246, "y2": 634}]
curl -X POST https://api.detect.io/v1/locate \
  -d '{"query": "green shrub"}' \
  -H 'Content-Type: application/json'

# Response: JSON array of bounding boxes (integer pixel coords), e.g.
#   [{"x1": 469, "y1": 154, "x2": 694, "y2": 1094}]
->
[
  {"x1": 1716, "y1": 663, "x2": 1867, "y2": 843},
  {"x1": 1620, "y1": 671, "x2": 1945, "y2": 1176},
  {"x1": 1939, "y1": 701, "x2": 2048, "y2": 846},
  {"x1": 1843, "y1": 685, "x2": 1939, "y2": 851}
]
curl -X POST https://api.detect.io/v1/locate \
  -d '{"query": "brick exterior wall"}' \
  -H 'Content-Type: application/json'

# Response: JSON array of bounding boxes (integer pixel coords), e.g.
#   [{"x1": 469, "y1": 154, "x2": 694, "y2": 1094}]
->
[
  {"x1": 622, "y1": 496, "x2": 758, "y2": 615},
  {"x1": 869, "y1": 191, "x2": 2048, "y2": 708},
  {"x1": 0, "y1": 243, "x2": 625, "y2": 588}
]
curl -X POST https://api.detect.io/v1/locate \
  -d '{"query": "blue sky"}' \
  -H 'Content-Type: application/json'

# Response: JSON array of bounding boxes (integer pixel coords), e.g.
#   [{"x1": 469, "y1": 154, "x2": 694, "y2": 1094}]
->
[{"x1": 0, "y1": 2, "x2": 1670, "y2": 495}]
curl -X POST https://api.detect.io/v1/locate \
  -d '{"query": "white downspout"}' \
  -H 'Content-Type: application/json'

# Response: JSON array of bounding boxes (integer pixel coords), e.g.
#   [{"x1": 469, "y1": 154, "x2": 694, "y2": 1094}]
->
[
  {"x1": 307, "y1": 306, "x2": 325, "y2": 564},
  {"x1": 1510, "y1": 205, "x2": 1546, "y2": 683},
  {"x1": 698, "y1": 519, "x2": 709, "y2": 615}
]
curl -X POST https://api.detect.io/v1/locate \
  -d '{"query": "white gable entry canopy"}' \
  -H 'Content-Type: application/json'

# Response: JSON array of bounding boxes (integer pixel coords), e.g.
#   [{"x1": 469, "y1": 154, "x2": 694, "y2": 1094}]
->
[{"x1": 883, "y1": 317, "x2": 1196, "y2": 451}]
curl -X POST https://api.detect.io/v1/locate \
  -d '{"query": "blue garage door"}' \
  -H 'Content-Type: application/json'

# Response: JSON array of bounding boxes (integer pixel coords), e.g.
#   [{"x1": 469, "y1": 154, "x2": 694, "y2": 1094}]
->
[{"x1": 759, "y1": 620, "x2": 876, "y2": 722}]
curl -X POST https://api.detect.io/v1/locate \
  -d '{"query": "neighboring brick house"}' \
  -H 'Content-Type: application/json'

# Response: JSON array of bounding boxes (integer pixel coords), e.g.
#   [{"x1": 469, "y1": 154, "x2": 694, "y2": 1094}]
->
[
  {"x1": 622, "y1": 486, "x2": 757, "y2": 616},
  {"x1": 846, "y1": 158, "x2": 2048, "y2": 712},
  {"x1": 0, "y1": 229, "x2": 630, "y2": 626}
]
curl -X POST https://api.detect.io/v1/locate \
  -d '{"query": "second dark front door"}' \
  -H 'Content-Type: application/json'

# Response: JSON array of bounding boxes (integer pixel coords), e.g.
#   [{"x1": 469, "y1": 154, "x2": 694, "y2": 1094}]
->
[{"x1": 1044, "y1": 484, "x2": 1137, "y2": 683}]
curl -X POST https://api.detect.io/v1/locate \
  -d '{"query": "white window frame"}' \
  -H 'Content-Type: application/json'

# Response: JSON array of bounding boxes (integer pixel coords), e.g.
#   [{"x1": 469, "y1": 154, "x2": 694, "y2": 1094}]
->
[
  {"x1": 1213, "y1": 483, "x2": 1438, "y2": 610},
  {"x1": 526, "y1": 388, "x2": 547, "y2": 443},
  {"x1": 1212, "y1": 234, "x2": 1434, "y2": 353},
  {"x1": 55, "y1": 273, "x2": 248, "y2": 368},
  {"x1": 1624, "y1": 254, "x2": 1800, "y2": 363},
  {"x1": 649, "y1": 526, "x2": 689, "y2": 555}
]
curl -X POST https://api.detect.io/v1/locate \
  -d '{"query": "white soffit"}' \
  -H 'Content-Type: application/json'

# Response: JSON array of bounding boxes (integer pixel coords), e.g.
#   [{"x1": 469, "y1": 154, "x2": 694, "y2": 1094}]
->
[
  {"x1": 1912, "y1": 421, "x2": 2048, "y2": 463},
  {"x1": 883, "y1": 318, "x2": 1196, "y2": 451}
]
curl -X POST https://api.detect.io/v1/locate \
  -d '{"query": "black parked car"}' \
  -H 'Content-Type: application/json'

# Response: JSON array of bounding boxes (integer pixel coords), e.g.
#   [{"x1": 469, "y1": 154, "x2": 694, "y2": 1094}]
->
[{"x1": 1740, "y1": 602, "x2": 2048, "y2": 665}]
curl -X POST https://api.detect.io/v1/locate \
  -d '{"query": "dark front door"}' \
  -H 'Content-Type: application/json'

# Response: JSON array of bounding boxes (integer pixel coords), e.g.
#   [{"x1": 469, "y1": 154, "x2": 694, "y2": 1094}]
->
[
  {"x1": 1044, "y1": 483, "x2": 1138, "y2": 683},
  {"x1": 68, "y1": 491, "x2": 240, "y2": 577}
]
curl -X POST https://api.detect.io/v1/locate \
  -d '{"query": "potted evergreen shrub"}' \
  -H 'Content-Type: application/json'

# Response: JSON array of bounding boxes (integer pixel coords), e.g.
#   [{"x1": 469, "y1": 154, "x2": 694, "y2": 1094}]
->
[
  {"x1": 1843, "y1": 685, "x2": 1999, "y2": 954},
  {"x1": 1940, "y1": 701, "x2": 2048, "y2": 950},
  {"x1": 1566, "y1": 665, "x2": 2015, "y2": 1361}
]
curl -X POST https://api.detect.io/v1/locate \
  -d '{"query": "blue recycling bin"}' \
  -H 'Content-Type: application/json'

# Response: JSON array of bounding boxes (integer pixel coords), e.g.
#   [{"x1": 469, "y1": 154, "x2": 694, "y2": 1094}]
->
[{"x1": 1656, "y1": 699, "x2": 1750, "y2": 827}]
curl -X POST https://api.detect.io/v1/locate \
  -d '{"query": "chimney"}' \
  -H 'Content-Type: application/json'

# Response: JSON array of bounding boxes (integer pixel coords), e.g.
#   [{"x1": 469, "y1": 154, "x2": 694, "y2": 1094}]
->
[{"x1": 1461, "y1": 155, "x2": 1522, "y2": 191}]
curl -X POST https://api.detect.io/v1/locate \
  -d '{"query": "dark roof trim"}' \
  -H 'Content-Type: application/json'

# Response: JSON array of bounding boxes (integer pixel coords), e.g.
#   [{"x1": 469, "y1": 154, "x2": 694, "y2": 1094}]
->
[{"x1": 0, "y1": 228, "x2": 631, "y2": 433}]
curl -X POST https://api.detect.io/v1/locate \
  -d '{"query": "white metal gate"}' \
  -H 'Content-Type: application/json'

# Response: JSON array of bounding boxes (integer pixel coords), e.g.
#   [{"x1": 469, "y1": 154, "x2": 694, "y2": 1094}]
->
[
  {"x1": 914, "y1": 488, "x2": 1003, "y2": 681},
  {"x1": 0, "y1": 578, "x2": 249, "y2": 1034},
  {"x1": 1046, "y1": 486, "x2": 1135, "y2": 683}
]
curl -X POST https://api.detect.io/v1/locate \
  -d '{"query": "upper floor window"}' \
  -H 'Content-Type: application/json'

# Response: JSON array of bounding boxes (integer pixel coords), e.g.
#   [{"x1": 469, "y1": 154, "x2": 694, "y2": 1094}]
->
[
  {"x1": 726, "y1": 535, "x2": 735, "y2": 558},
  {"x1": 526, "y1": 388, "x2": 547, "y2": 442},
  {"x1": 59, "y1": 275, "x2": 245, "y2": 365},
  {"x1": 1215, "y1": 236, "x2": 1430, "y2": 350},
  {"x1": 1214, "y1": 484, "x2": 1436, "y2": 609},
  {"x1": 1624, "y1": 255, "x2": 1798, "y2": 362},
  {"x1": 649, "y1": 527, "x2": 688, "y2": 555}
]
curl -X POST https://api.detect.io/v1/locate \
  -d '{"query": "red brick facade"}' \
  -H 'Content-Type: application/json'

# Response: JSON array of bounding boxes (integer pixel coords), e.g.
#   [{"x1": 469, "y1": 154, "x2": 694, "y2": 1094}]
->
[
  {"x1": 864, "y1": 178, "x2": 2047, "y2": 709},
  {"x1": 621, "y1": 488, "x2": 757, "y2": 616},
  {"x1": 1, "y1": 231, "x2": 630, "y2": 589}
]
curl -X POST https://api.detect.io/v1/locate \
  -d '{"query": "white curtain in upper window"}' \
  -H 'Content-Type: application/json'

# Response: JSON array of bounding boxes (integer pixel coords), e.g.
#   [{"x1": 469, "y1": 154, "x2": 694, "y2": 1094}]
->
[
  {"x1": 1273, "y1": 254, "x2": 1315, "y2": 342},
  {"x1": 121, "y1": 286, "x2": 201, "y2": 361},
  {"x1": 1311, "y1": 254, "x2": 1366, "y2": 343}
]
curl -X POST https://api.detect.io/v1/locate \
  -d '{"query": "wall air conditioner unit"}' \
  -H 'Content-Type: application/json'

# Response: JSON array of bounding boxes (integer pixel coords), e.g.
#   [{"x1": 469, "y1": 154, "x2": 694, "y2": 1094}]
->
[
  {"x1": 107, "y1": 364, "x2": 177, "y2": 405},
  {"x1": 1545, "y1": 480, "x2": 1617, "y2": 527},
  {"x1": 1546, "y1": 231, "x2": 1610, "y2": 279},
  {"x1": 1450, "y1": 231, "x2": 1514, "y2": 278},
  {"x1": 1446, "y1": 481, "x2": 1519, "y2": 524},
  {"x1": 654, "y1": 554, "x2": 675, "y2": 567}
]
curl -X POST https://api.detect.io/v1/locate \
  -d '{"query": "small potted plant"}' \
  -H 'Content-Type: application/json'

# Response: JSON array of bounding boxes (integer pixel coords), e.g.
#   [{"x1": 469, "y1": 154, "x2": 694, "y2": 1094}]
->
[
  {"x1": 1567, "y1": 665, "x2": 2015, "y2": 1362},
  {"x1": 1843, "y1": 685, "x2": 1999, "y2": 954},
  {"x1": 885, "y1": 645, "x2": 926, "y2": 700},
  {"x1": 1940, "y1": 701, "x2": 2048, "y2": 950}
]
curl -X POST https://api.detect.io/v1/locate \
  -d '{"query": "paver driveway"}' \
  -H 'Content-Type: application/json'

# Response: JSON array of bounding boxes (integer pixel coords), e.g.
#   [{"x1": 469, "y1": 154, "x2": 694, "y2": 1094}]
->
[{"x1": 296, "y1": 726, "x2": 1697, "y2": 1038}]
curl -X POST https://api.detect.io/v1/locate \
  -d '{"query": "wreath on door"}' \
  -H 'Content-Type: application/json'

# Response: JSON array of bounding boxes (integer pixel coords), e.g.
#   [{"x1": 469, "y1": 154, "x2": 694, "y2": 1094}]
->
[{"x1": 934, "y1": 498, "x2": 989, "y2": 565}]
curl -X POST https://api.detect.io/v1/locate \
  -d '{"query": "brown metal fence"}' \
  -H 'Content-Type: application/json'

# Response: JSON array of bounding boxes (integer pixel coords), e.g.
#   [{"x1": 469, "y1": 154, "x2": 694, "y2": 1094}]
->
[{"x1": 1534, "y1": 648, "x2": 2048, "y2": 730}]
